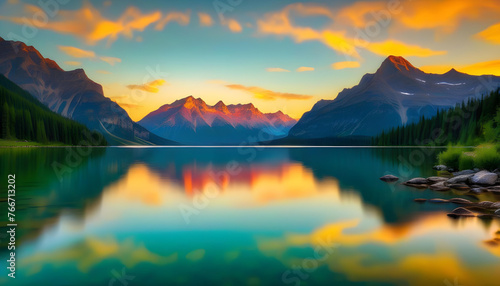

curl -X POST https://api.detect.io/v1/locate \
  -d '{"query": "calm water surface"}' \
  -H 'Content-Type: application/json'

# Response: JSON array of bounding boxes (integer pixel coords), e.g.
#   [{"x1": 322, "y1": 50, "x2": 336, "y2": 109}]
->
[{"x1": 0, "y1": 147, "x2": 499, "y2": 286}]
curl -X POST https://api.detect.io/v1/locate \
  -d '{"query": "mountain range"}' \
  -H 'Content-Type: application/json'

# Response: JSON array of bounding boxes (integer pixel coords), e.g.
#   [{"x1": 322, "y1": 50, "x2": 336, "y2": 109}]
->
[
  {"x1": 138, "y1": 96, "x2": 296, "y2": 144},
  {"x1": 0, "y1": 36, "x2": 175, "y2": 145},
  {"x1": 288, "y1": 56, "x2": 500, "y2": 140},
  {"x1": 1, "y1": 36, "x2": 498, "y2": 146}
]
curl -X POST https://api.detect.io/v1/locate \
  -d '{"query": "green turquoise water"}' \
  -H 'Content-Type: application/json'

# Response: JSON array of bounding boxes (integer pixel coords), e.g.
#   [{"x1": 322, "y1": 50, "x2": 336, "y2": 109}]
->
[{"x1": 0, "y1": 147, "x2": 499, "y2": 286}]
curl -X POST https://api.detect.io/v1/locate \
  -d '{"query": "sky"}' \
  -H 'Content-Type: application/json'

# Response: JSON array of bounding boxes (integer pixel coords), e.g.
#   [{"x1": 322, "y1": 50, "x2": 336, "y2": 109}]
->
[{"x1": 0, "y1": 0, "x2": 499, "y2": 120}]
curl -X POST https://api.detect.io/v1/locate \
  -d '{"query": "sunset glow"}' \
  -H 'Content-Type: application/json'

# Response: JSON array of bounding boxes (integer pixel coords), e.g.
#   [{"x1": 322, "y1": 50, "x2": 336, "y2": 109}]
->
[{"x1": 1, "y1": 0, "x2": 499, "y2": 121}]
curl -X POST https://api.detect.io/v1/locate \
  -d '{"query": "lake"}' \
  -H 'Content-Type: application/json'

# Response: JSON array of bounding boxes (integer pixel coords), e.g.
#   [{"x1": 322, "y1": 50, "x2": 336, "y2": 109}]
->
[{"x1": 0, "y1": 147, "x2": 499, "y2": 286}]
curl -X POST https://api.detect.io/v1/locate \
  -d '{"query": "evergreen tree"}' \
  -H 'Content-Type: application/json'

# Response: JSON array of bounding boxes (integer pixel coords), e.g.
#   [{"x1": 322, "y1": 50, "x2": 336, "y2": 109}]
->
[{"x1": 373, "y1": 89, "x2": 500, "y2": 146}]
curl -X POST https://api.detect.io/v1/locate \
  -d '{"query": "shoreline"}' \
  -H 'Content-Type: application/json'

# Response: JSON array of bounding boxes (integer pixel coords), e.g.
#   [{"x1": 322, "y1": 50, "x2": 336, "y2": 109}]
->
[{"x1": 381, "y1": 166, "x2": 500, "y2": 219}]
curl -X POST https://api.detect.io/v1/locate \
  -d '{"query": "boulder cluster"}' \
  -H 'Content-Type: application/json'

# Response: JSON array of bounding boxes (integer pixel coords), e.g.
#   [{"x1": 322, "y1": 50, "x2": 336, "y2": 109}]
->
[{"x1": 380, "y1": 166, "x2": 500, "y2": 219}]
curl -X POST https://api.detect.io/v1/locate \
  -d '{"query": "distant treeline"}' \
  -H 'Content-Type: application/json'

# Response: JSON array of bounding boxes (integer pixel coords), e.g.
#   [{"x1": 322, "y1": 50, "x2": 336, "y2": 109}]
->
[
  {"x1": 0, "y1": 75, "x2": 107, "y2": 146},
  {"x1": 373, "y1": 89, "x2": 500, "y2": 146}
]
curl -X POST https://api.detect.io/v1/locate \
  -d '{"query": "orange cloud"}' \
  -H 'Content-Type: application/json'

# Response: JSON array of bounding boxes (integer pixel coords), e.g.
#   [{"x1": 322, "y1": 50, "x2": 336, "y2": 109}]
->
[
  {"x1": 421, "y1": 60, "x2": 500, "y2": 76},
  {"x1": 198, "y1": 12, "x2": 214, "y2": 27},
  {"x1": 127, "y1": 79, "x2": 167, "y2": 93},
  {"x1": 256, "y1": 3, "x2": 358, "y2": 57},
  {"x1": 224, "y1": 19, "x2": 243, "y2": 33},
  {"x1": 395, "y1": 0, "x2": 500, "y2": 34},
  {"x1": 256, "y1": 3, "x2": 446, "y2": 60},
  {"x1": 58, "y1": 46, "x2": 96, "y2": 58},
  {"x1": 477, "y1": 23, "x2": 500, "y2": 44},
  {"x1": 332, "y1": 61, "x2": 360, "y2": 70},
  {"x1": 366, "y1": 40, "x2": 447, "y2": 57},
  {"x1": 97, "y1": 70, "x2": 112, "y2": 74},
  {"x1": 65, "y1": 61, "x2": 82, "y2": 66},
  {"x1": 334, "y1": 0, "x2": 500, "y2": 35},
  {"x1": 224, "y1": 84, "x2": 313, "y2": 101},
  {"x1": 266, "y1": 68, "x2": 290, "y2": 73},
  {"x1": 99, "y1": 56, "x2": 121, "y2": 66},
  {"x1": 297, "y1": 67, "x2": 314, "y2": 72},
  {"x1": 0, "y1": 2, "x2": 183, "y2": 45},
  {"x1": 58, "y1": 46, "x2": 121, "y2": 66},
  {"x1": 155, "y1": 10, "x2": 191, "y2": 30},
  {"x1": 334, "y1": 1, "x2": 389, "y2": 28}
]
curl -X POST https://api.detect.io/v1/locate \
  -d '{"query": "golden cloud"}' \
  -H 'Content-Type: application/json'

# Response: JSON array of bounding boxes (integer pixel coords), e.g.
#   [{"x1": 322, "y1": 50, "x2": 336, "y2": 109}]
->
[
  {"x1": 58, "y1": 46, "x2": 96, "y2": 58},
  {"x1": 256, "y1": 3, "x2": 355, "y2": 56},
  {"x1": 297, "y1": 67, "x2": 315, "y2": 72},
  {"x1": 394, "y1": 0, "x2": 500, "y2": 34},
  {"x1": 64, "y1": 61, "x2": 82, "y2": 66},
  {"x1": 97, "y1": 70, "x2": 112, "y2": 74},
  {"x1": 366, "y1": 40, "x2": 447, "y2": 57},
  {"x1": 266, "y1": 67, "x2": 290, "y2": 72},
  {"x1": 334, "y1": 0, "x2": 500, "y2": 34},
  {"x1": 127, "y1": 79, "x2": 167, "y2": 93},
  {"x1": 198, "y1": 12, "x2": 214, "y2": 27},
  {"x1": 256, "y1": 3, "x2": 446, "y2": 60},
  {"x1": 58, "y1": 46, "x2": 121, "y2": 66},
  {"x1": 477, "y1": 23, "x2": 500, "y2": 44},
  {"x1": 155, "y1": 10, "x2": 191, "y2": 30},
  {"x1": 0, "y1": 2, "x2": 189, "y2": 45},
  {"x1": 99, "y1": 56, "x2": 122, "y2": 66},
  {"x1": 225, "y1": 84, "x2": 313, "y2": 101},
  {"x1": 421, "y1": 60, "x2": 500, "y2": 76},
  {"x1": 331, "y1": 61, "x2": 360, "y2": 70},
  {"x1": 225, "y1": 18, "x2": 243, "y2": 33}
]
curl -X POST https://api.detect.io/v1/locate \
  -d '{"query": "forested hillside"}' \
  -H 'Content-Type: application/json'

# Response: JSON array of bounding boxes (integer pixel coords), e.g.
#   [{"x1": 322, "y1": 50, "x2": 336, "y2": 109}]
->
[
  {"x1": 0, "y1": 75, "x2": 107, "y2": 146},
  {"x1": 373, "y1": 89, "x2": 500, "y2": 146}
]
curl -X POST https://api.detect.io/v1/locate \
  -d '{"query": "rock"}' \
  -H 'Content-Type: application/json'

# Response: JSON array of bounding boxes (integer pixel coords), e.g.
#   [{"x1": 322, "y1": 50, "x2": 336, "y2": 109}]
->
[
  {"x1": 427, "y1": 176, "x2": 449, "y2": 183},
  {"x1": 429, "y1": 182, "x2": 450, "y2": 192},
  {"x1": 448, "y1": 184, "x2": 471, "y2": 191},
  {"x1": 414, "y1": 198, "x2": 427, "y2": 203},
  {"x1": 433, "y1": 165, "x2": 448, "y2": 171},
  {"x1": 495, "y1": 209, "x2": 500, "y2": 215},
  {"x1": 405, "y1": 178, "x2": 429, "y2": 184},
  {"x1": 470, "y1": 188, "x2": 487, "y2": 194},
  {"x1": 487, "y1": 186, "x2": 500, "y2": 194},
  {"x1": 429, "y1": 198, "x2": 449, "y2": 203},
  {"x1": 470, "y1": 171, "x2": 498, "y2": 186},
  {"x1": 474, "y1": 168, "x2": 481, "y2": 172},
  {"x1": 447, "y1": 168, "x2": 455, "y2": 173},
  {"x1": 380, "y1": 175, "x2": 399, "y2": 182},
  {"x1": 491, "y1": 202, "x2": 500, "y2": 209},
  {"x1": 404, "y1": 183, "x2": 429, "y2": 189},
  {"x1": 447, "y1": 207, "x2": 475, "y2": 218},
  {"x1": 449, "y1": 198, "x2": 473, "y2": 204},
  {"x1": 447, "y1": 174, "x2": 474, "y2": 184},
  {"x1": 478, "y1": 201, "x2": 495, "y2": 209},
  {"x1": 453, "y1": 170, "x2": 476, "y2": 176}
]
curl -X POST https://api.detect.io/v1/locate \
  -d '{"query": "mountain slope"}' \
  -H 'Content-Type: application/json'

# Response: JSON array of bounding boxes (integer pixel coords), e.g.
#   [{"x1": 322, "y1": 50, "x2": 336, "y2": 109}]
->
[
  {"x1": 138, "y1": 96, "x2": 296, "y2": 144},
  {"x1": 289, "y1": 56, "x2": 500, "y2": 139},
  {"x1": 0, "y1": 74, "x2": 106, "y2": 145},
  {"x1": 0, "y1": 36, "x2": 175, "y2": 146}
]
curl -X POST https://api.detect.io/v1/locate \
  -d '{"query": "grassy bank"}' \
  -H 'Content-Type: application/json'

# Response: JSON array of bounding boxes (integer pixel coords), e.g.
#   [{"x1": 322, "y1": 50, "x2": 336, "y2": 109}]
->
[
  {"x1": 438, "y1": 144, "x2": 500, "y2": 171},
  {"x1": 0, "y1": 139, "x2": 67, "y2": 147}
]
